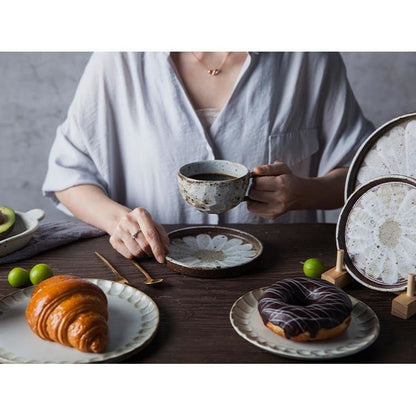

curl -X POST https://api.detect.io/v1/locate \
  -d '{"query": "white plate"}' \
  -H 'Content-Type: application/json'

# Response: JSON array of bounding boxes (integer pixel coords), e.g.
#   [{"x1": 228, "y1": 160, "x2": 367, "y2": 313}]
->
[
  {"x1": 0, "y1": 209, "x2": 45, "y2": 257},
  {"x1": 0, "y1": 279, "x2": 159, "y2": 363},
  {"x1": 345, "y1": 112, "x2": 416, "y2": 198},
  {"x1": 337, "y1": 176, "x2": 416, "y2": 292},
  {"x1": 230, "y1": 287, "x2": 380, "y2": 360}
]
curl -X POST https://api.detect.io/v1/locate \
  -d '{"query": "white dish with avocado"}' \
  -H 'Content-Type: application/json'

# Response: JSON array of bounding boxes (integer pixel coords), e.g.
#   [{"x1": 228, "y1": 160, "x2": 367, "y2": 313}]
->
[{"x1": 0, "y1": 208, "x2": 45, "y2": 257}]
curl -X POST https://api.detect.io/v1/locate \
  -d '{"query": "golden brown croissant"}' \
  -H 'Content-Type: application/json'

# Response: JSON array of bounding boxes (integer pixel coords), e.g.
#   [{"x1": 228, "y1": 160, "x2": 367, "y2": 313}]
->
[{"x1": 26, "y1": 275, "x2": 108, "y2": 353}]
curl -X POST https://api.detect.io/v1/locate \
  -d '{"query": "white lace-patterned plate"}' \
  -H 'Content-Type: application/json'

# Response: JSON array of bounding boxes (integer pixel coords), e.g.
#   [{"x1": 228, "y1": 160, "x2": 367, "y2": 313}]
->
[
  {"x1": 0, "y1": 279, "x2": 159, "y2": 363},
  {"x1": 337, "y1": 176, "x2": 416, "y2": 292},
  {"x1": 346, "y1": 112, "x2": 416, "y2": 198},
  {"x1": 230, "y1": 287, "x2": 379, "y2": 360},
  {"x1": 165, "y1": 226, "x2": 263, "y2": 277}
]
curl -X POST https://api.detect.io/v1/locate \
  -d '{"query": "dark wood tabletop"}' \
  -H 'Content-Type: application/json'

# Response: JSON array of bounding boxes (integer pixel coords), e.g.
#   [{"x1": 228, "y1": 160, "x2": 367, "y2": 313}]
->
[{"x1": 0, "y1": 223, "x2": 414, "y2": 363}]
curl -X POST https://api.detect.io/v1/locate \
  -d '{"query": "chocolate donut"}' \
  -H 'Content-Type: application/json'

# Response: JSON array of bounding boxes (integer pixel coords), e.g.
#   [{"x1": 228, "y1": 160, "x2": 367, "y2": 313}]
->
[{"x1": 258, "y1": 277, "x2": 353, "y2": 342}]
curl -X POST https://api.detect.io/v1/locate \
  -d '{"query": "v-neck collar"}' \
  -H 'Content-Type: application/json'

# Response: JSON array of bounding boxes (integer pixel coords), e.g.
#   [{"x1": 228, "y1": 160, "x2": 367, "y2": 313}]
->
[
  {"x1": 208, "y1": 53, "x2": 254, "y2": 136},
  {"x1": 166, "y1": 52, "x2": 256, "y2": 156}
]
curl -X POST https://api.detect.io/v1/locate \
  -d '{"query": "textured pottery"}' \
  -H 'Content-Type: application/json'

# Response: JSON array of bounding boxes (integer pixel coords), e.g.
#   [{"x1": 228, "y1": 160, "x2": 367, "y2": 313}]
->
[
  {"x1": 178, "y1": 160, "x2": 252, "y2": 214},
  {"x1": 0, "y1": 209, "x2": 45, "y2": 257},
  {"x1": 337, "y1": 175, "x2": 416, "y2": 292},
  {"x1": 165, "y1": 226, "x2": 263, "y2": 277},
  {"x1": 346, "y1": 112, "x2": 416, "y2": 198}
]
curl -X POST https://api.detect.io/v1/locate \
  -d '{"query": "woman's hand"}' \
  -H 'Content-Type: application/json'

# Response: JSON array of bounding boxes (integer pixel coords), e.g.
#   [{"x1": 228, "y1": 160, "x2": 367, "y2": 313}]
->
[
  {"x1": 55, "y1": 185, "x2": 170, "y2": 262},
  {"x1": 109, "y1": 207, "x2": 169, "y2": 263},
  {"x1": 247, "y1": 162, "x2": 305, "y2": 219},
  {"x1": 246, "y1": 161, "x2": 348, "y2": 219}
]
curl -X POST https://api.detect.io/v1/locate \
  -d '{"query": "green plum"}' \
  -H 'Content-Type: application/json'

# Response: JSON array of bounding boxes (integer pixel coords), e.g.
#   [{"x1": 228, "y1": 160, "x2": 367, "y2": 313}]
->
[
  {"x1": 8, "y1": 267, "x2": 30, "y2": 288},
  {"x1": 29, "y1": 263, "x2": 54, "y2": 285},
  {"x1": 301, "y1": 258, "x2": 325, "y2": 278}
]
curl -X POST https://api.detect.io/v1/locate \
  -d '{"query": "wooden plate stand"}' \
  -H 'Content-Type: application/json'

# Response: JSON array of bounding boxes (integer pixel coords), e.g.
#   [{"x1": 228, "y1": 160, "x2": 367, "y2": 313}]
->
[
  {"x1": 391, "y1": 274, "x2": 416, "y2": 319},
  {"x1": 321, "y1": 249, "x2": 354, "y2": 288}
]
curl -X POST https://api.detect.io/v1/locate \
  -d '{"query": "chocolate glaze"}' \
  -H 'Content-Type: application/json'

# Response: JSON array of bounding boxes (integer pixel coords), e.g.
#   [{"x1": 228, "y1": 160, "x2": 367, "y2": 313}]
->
[{"x1": 258, "y1": 277, "x2": 352, "y2": 339}]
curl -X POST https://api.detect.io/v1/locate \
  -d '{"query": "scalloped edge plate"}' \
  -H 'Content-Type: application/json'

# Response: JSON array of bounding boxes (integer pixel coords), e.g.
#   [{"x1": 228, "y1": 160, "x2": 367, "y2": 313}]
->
[
  {"x1": 0, "y1": 279, "x2": 159, "y2": 363},
  {"x1": 230, "y1": 287, "x2": 379, "y2": 360}
]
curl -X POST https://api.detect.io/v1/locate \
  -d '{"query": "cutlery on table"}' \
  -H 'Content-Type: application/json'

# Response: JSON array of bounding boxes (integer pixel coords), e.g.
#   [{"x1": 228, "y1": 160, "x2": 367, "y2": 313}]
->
[
  {"x1": 130, "y1": 259, "x2": 163, "y2": 285},
  {"x1": 94, "y1": 251, "x2": 131, "y2": 285}
]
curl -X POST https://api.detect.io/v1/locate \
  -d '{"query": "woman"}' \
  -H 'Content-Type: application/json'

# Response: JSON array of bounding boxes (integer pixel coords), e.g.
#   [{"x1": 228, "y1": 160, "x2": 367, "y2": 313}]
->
[{"x1": 42, "y1": 52, "x2": 374, "y2": 262}]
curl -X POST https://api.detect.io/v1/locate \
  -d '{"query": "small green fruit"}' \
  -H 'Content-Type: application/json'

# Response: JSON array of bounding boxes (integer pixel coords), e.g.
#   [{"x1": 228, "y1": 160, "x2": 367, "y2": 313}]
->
[
  {"x1": 29, "y1": 263, "x2": 54, "y2": 285},
  {"x1": 8, "y1": 267, "x2": 30, "y2": 288},
  {"x1": 301, "y1": 258, "x2": 325, "y2": 278}
]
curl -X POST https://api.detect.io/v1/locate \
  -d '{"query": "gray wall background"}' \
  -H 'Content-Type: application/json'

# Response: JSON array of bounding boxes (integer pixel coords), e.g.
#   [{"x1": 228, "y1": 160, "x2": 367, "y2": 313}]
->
[{"x1": 1, "y1": 52, "x2": 415, "y2": 222}]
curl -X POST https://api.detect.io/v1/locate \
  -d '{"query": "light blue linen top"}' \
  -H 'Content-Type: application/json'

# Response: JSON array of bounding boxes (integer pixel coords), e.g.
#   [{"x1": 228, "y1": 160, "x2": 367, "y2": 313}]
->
[{"x1": 42, "y1": 52, "x2": 374, "y2": 224}]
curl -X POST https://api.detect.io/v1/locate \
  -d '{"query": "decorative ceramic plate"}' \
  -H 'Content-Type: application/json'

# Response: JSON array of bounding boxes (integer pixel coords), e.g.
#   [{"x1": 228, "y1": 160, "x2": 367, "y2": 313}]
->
[
  {"x1": 165, "y1": 226, "x2": 263, "y2": 277},
  {"x1": 230, "y1": 287, "x2": 379, "y2": 360},
  {"x1": 0, "y1": 209, "x2": 45, "y2": 257},
  {"x1": 0, "y1": 279, "x2": 159, "y2": 363},
  {"x1": 346, "y1": 112, "x2": 416, "y2": 198},
  {"x1": 337, "y1": 175, "x2": 416, "y2": 292}
]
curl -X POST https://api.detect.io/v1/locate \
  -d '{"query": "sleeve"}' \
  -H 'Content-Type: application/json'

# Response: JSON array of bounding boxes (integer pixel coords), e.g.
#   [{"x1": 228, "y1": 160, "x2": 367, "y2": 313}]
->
[
  {"x1": 315, "y1": 53, "x2": 375, "y2": 177},
  {"x1": 42, "y1": 53, "x2": 111, "y2": 214}
]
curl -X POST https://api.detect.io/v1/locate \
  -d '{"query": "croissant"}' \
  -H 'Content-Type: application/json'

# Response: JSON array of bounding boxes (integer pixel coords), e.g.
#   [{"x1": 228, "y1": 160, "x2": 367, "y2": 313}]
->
[{"x1": 26, "y1": 275, "x2": 108, "y2": 353}]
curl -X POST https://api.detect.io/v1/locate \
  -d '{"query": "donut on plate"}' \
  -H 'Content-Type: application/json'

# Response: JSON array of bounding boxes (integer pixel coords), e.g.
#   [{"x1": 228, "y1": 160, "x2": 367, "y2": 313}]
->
[{"x1": 258, "y1": 277, "x2": 353, "y2": 342}]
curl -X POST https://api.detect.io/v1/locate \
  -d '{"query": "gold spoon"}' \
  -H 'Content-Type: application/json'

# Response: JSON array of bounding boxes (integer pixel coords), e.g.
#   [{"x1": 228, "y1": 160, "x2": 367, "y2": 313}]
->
[
  {"x1": 94, "y1": 251, "x2": 131, "y2": 285},
  {"x1": 130, "y1": 259, "x2": 164, "y2": 285}
]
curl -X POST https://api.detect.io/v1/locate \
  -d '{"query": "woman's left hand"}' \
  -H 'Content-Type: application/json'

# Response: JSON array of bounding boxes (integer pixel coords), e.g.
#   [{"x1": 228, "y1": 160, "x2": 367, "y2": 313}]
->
[{"x1": 246, "y1": 161, "x2": 307, "y2": 219}]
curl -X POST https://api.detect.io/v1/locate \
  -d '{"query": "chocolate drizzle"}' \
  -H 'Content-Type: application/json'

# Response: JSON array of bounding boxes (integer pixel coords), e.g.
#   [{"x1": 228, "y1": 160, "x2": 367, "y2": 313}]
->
[{"x1": 258, "y1": 277, "x2": 352, "y2": 339}]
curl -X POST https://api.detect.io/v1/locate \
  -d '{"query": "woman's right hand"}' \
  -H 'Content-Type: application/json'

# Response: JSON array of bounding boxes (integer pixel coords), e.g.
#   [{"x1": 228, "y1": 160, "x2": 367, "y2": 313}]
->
[{"x1": 109, "y1": 207, "x2": 169, "y2": 263}]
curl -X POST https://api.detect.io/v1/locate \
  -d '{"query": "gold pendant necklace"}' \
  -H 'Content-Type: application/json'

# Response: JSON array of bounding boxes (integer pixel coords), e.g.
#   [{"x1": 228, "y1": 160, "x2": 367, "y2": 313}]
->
[{"x1": 191, "y1": 52, "x2": 231, "y2": 76}]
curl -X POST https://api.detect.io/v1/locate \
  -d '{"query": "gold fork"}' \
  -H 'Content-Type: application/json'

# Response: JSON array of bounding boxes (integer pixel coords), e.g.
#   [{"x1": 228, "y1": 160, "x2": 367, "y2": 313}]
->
[
  {"x1": 94, "y1": 251, "x2": 130, "y2": 285},
  {"x1": 130, "y1": 259, "x2": 164, "y2": 285}
]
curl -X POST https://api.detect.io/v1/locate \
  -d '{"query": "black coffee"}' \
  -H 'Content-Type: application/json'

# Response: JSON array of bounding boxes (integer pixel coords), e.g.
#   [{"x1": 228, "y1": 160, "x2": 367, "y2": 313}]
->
[{"x1": 190, "y1": 173, "x2": 237, "y2": 181}]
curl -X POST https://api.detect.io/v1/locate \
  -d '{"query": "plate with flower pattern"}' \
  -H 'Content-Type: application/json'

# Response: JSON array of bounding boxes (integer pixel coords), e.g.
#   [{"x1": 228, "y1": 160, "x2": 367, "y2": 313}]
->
[
  {"x1": 345, "y1": 112, "x2": 416, "y2": 198},
  {"x1": 337, "y1": 175, "x2": 416, "y2": 291},
  {"x1": 165, "y1": 226, "x2": 263, "y2": 277}
]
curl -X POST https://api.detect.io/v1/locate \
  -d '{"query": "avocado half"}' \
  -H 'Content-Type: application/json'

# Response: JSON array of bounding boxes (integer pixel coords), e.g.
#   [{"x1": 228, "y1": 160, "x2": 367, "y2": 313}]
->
[{"x1": 0, "y1": 206, "x2": 16, "y2": 239}]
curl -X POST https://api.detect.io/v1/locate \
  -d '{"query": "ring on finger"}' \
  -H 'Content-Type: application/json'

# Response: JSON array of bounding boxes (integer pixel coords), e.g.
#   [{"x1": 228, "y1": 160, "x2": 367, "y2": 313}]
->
[{"x1": 131, "y1": 230, "x2": 141, "y2": 239}]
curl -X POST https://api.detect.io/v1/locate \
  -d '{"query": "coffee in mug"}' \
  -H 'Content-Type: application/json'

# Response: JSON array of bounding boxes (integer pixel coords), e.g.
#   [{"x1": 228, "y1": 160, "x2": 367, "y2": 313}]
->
[{"x1": 178, "y1": 160, "x2": 252, "y2": 214}]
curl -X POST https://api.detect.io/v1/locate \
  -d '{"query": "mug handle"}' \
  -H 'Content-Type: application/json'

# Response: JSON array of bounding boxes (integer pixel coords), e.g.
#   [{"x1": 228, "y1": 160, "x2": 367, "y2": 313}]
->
[{"x1": 243, "y1": 171, "x2": 256, "y2": 202}]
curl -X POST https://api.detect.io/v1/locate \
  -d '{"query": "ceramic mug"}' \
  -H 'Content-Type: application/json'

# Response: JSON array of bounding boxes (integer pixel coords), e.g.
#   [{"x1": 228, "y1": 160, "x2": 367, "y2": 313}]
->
[{"x1": 178, "y1": 160, "x2": 253, "y2": 214}]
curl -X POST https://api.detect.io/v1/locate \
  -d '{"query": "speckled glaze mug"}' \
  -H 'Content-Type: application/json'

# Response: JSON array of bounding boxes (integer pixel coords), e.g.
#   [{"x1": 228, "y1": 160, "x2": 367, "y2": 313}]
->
[{"x1": 178, "y1": 160, "x2": 253, "y2": 214}]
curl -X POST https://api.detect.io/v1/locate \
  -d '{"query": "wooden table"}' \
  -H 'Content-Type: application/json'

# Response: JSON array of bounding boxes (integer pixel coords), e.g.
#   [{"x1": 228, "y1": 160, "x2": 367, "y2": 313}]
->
[{"x1": 0, "y1": 223, "x2": 414, "y2": 363}]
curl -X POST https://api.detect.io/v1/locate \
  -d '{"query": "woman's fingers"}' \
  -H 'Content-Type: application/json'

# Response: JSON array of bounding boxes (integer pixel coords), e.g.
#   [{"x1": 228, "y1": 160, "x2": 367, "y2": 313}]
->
[
  {"x1": 253, "y1": 161, "x2": 291, "y2": 177},
  {"x1": 133, "y1": 230, "x2": 154, "y2": 257},
  {"x1": 109, "y1": 235, "x2": 146, "y2": 259},
  {"x1": 246, "y1": 200, "x2": 274, "y2": 218},
  {"x1": 251, "y1": 176, "x2": 284, "y2": 192},
  {"x1": 247, "y1": 188, "x2": 276, "y2": 203},
  {"x1": 115, "y1": 214, "x2": 150, "y2": 256},
  {"x1": 109, "y1": 207, "x2": 168, "y2": 263},
  {"x1": 130, "y1": 208, "x2": 166, "y2": 263},
  {"x1": 155, "y1": 222, "x2": 170, "y2": 252},
  {"x1": 246, "y1": 200, "x2": 285, "y2": 219}
]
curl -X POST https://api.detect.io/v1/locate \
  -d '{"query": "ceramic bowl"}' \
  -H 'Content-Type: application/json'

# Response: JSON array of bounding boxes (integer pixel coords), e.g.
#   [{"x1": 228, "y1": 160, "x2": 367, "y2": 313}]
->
[{"x1": 0, "y1": 209, "x2": 45, "y2": 257}]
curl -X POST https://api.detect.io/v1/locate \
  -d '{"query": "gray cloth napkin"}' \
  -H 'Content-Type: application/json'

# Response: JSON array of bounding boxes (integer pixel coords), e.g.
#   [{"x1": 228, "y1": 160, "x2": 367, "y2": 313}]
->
[{"x1": 0, "y1": 220, "x2": 106, "y2": 265}]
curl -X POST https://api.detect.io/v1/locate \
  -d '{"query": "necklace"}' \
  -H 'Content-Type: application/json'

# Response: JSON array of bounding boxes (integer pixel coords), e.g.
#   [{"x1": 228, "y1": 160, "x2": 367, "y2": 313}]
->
[{"x1": 191, "y1": 52, "x2": 231, "y2": 76}]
